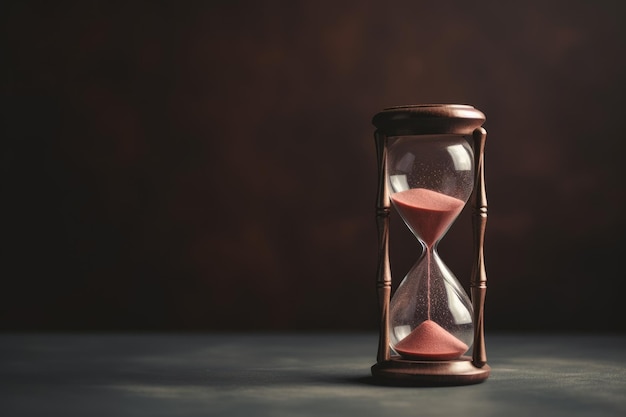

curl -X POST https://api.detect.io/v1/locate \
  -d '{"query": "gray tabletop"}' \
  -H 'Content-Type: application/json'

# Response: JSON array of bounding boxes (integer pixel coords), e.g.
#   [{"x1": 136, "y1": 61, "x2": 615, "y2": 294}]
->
[{"x1": 1, "y1": 333, "x2": 625, "y2": 416}]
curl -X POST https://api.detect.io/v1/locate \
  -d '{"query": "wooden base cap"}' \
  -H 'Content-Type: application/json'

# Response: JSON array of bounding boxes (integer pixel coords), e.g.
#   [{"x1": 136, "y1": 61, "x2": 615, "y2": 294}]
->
[{"x1": 371, "y1": 356, "x2": 490, "y2": 386}]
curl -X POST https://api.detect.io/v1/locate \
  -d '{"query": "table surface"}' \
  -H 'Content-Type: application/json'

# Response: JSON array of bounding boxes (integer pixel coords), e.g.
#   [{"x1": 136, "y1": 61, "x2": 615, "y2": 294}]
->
[{"x1": 1, "y1": 333, "x2": 625, "y2": 416}]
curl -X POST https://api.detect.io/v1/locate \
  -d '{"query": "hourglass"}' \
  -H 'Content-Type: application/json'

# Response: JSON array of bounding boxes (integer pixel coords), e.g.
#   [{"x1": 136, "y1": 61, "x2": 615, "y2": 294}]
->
[{"x1": 371, "y1": 104, "x2": 490, "y2": 385}]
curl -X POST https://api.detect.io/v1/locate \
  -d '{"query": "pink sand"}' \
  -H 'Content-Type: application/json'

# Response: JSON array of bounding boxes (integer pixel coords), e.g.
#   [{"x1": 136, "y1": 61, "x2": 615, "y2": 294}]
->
[
  {"x1": 394, "y1": 320, "x2": 469, "y2": 360},
  {"x1": 390, "y1": 188, "x2": 465, "y2": 247}
]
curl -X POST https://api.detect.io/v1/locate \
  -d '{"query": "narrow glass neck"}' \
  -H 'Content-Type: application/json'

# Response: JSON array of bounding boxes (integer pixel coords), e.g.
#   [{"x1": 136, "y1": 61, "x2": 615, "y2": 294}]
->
[{"x1": 418, "y1": 239, "x2": 440, "y2": 255}]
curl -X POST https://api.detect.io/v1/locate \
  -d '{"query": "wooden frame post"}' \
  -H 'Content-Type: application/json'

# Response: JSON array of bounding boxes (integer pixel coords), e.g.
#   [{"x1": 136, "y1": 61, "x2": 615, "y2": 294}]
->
[
  {"x1": 470, "y1": 127, "x2": 488, "y2": 368},
  {"x1": 374, "y1": 130, "x2": 391, "y2": 363}
]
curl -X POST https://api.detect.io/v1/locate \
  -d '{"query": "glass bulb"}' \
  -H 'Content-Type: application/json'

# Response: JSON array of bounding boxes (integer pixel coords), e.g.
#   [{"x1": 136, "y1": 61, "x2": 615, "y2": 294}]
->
[{"x1": 387, "y1": 135, "x2": 474, "y2": 360}]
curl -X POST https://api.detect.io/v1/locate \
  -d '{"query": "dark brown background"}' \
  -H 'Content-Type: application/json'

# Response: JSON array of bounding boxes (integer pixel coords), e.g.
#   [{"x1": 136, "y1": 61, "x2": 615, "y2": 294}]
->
[{"x1": 2, "y1": 0, "x2": 625, "y2": 333}]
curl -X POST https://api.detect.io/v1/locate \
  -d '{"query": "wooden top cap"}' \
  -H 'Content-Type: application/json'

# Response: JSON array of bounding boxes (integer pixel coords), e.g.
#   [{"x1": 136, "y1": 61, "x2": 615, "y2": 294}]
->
[{"x1": 372, "y1": 104, "x2": 485, "y2": 136}]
